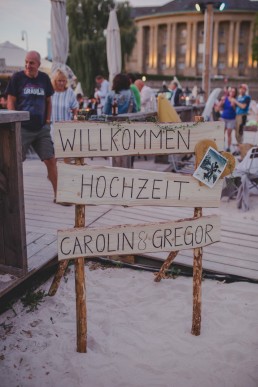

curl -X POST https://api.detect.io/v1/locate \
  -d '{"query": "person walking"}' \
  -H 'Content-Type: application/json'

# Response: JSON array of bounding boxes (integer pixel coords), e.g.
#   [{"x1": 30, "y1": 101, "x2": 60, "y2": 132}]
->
[
  {"x1": 218, "y1": 87, "x2": 237, "y2": 152},
  {"x1": 5, "y1": 50, "x2": 58, "y2": 203},
  {"x1": 229, "y1": 84, "x2": 251, "y2": 154}
]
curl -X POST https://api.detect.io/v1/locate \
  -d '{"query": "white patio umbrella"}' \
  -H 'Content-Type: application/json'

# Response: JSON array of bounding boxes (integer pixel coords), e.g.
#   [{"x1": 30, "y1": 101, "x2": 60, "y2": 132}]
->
[
  {"x1": 106, "y1": 8, "x2": 122, "y2": 86},
  {"x1": 50, "y1": 0, "x2": 76, "y2": 86}
]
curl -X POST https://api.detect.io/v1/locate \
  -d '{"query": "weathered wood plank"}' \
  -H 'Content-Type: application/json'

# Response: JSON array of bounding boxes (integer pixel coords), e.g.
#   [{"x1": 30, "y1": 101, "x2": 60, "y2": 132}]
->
[
  {"x1": 0, "y1": 110, "x2": 29, "y2": 124},
  {"x1": 58, "y1": 215, "x2": 220, "y2": 260},
  {"x1": 56, "y1": 163, "x2": 223, "y2": 207},
  {"x1": 54, "y1": 121, "x2": 224, "y2": 158}
]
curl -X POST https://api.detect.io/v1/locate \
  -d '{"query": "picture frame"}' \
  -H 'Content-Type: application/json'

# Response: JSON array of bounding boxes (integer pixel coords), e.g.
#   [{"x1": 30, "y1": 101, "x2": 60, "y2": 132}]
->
[{"x1": 193, "y1": 147, "x2": 227, "y2": 188}]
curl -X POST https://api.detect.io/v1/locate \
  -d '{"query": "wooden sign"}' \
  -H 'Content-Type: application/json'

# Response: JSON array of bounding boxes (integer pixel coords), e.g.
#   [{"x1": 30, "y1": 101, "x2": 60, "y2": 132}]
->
[
  {"x1": 57, "y1": 163, "x2": 223, "y2": 208},
  {"x1": 54, "y1": 121, "x2": 224, "y2": 158},
  {"x1": 58, "y1": 215, "x2": 220, "y2": 261}
]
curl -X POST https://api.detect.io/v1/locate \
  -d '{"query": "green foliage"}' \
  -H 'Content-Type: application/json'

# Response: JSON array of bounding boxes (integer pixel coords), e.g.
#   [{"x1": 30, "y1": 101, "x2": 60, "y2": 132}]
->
[
  {"x1": 67, "y1": 0, "x2": 137, "y2": 95},
  {"x1": 252, "y1": 13, "x2": 258, "y2": 62},
  {"x1": 21, "y1": 289, "x2": 47, "y2": 312}
]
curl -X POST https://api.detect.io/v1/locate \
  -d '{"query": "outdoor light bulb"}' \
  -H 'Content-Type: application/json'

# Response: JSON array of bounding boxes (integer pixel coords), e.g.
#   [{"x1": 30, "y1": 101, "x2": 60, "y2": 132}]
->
[
  {"x1": 195, "y1": 3, "x2": 201, "y2": 12},
  {"x1": 142, "y1": 76, "x2": 146, "y2": 82},
  {"x1": 219, "y1": 2, "x2": 225, "y2": 11}
]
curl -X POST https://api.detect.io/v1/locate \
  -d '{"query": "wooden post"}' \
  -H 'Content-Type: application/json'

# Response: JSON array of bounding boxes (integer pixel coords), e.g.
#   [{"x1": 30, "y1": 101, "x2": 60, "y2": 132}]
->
[
  {"x1": 74, "y1": 157, "x2": 87, "y2": 353},
  {"x1": 154, "y1": 251, "x2": 178, "y2": 282},
  {"x1": 49, "y1": 157, "x2": 87, "y2": 352},
  {"x1": 191, "y1": 116, "x2": 204, "y2": 336},
  {"x1": 48, "y1": 260, "x2": 69, "y2": 296}
]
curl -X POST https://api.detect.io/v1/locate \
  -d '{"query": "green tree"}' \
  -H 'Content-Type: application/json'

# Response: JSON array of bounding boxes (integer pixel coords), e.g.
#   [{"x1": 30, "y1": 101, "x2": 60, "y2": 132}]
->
[
  {"x1": 117, "y1": 1, "x2": 137, "y2": 69},
  {"x1": 67, "y1": 0, "x2": 137, "y2": 96},
  {"x1": 252, "y1": 13, "x2": 258, "y2": 62}
]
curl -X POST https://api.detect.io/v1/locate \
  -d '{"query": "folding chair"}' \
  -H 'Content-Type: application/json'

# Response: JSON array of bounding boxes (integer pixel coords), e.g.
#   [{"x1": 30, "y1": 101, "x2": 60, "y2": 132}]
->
[{"x1": 235, "y1": 147, "x2": 258, "y2": 210}]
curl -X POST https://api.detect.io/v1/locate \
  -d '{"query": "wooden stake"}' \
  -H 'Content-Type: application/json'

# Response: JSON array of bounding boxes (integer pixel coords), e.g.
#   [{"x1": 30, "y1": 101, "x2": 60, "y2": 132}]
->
[
  {"x1": 48, "y1": 260, "x2": 69, "y2": 296},
  {"x1": 191, "y1": 206, "x2": 203, "y2": 336},
  {"x1": 154, "y1": 251, "x2": 178, "y2": 282},
  {"x1": 74, "y1": 157, "x2": 87, "y2": 353},
  {"x1": 48, "y1": 157, "x2": 73, "y2": 297},
  {"x1": 191, "y1": 116, "x2": 204, "y2": 336}
]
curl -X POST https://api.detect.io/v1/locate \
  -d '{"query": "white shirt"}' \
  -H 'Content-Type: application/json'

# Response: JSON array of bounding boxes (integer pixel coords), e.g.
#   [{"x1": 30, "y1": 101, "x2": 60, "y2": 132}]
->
[
  {"x1": 95, "y1": 79, "x2": 110, "y2": 107},
  {"x1": 140, "y1": 85, "x2": 157, "y2": 112}
]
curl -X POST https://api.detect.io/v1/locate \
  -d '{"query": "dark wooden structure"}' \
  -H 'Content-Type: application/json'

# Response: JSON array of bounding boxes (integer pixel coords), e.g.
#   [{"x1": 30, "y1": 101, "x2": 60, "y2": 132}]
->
[{"x1": 0, "y1": 111, "x2": 29, "y2": 276}]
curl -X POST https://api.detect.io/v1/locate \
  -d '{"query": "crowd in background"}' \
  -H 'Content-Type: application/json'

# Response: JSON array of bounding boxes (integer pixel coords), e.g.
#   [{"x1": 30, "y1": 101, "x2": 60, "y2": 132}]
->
[
  {"x1": 213, "y1": 84, "x2": 251, "y2": 155},
  {"x1": 2, "y1": 48, "x2": 253, "y2": 191}
]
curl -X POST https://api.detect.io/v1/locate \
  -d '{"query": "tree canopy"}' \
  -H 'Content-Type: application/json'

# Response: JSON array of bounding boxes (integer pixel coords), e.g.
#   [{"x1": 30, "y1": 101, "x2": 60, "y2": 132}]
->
[
  {"x1": 67, "y1": 0, "x2": 137, "y2": 96},
  {"x1": 252, "y1": 13, "x2": 258, "y2": 62}
]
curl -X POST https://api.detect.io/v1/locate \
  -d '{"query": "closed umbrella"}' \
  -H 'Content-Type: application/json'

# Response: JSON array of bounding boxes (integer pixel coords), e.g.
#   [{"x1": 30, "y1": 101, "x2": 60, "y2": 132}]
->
[
  {"x1": 51, "y1": 0, "x2": 76, "y2": 86},
  {"x1": 106, "y1": 8, "x2": 121, "y2": 86}
]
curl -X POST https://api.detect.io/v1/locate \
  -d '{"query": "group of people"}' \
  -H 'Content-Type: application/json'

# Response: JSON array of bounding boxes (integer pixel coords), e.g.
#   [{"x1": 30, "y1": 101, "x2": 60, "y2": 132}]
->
[
  {"x1": 3, "y1": 50, "x2": 161, "y2": 206},
  {"x1": 92, "y1": 75, "x2": 182, "y2": 115},
  {"x1": 92, "y1": 73, "x2": 158, "y2": 115},
  {"x1": 214, "y1": 84, "x2": 251, "y2": 155}
]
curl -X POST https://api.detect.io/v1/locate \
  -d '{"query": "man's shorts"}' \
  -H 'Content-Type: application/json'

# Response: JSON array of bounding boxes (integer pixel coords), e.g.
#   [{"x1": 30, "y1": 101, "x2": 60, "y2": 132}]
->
[
  {"x1": 21, "y1": 124, "x2": 55, "y2": 161},
  {"x1": 221, "y1": 118, "x2": 236, "y2": 130}
]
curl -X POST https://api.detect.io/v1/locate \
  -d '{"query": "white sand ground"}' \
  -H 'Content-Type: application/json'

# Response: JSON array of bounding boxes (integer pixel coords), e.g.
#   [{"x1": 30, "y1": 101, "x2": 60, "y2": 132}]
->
[{"x1": 0, "y1": 264, "x2": 258, "y2": 387}]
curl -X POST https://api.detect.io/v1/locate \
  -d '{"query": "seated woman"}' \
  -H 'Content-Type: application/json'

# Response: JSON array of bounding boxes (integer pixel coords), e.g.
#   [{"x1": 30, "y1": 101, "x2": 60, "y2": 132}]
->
[{"x1": 103, "y1": 73, "x2": 137, "y2": 115}]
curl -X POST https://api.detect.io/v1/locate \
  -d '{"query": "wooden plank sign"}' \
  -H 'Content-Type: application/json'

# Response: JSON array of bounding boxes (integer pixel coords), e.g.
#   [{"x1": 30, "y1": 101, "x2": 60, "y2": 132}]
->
[
  {"x1": 58, "y1": 215, "x2": 220, "y2": 261},
  {"x1": 56, "y1": 163, "x2": 223, "y2": 208},
  {"x1": 54, "y1": 121, "x2": 224, "y2": 158}
]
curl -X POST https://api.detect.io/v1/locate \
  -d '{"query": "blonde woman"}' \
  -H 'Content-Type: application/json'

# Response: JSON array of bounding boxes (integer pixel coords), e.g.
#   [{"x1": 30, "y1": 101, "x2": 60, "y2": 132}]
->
[
  {"x1": 51, "y1": 69, "x2": 78, "y2": 126},
  {"x1": 51, "y1": 69, "x2": 78, "y2": 172}
]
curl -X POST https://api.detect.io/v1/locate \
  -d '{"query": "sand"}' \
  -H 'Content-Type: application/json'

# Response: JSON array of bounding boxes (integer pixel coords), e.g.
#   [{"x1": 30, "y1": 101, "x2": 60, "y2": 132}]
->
[{"x1": 0, "y1": 263, "x2": 258, "y2": 387}]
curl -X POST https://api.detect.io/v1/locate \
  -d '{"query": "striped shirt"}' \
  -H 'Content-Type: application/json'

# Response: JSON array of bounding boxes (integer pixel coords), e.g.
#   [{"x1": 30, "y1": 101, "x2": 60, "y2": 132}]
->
[{"x1": 51, "y1": 88, "x2": 78, "y2": 122}]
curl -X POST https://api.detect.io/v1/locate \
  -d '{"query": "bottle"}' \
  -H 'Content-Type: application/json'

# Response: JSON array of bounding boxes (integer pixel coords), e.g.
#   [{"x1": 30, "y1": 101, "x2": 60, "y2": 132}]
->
[{"x1": 112, "y1": 97, "x2": 118, "y2": 116}]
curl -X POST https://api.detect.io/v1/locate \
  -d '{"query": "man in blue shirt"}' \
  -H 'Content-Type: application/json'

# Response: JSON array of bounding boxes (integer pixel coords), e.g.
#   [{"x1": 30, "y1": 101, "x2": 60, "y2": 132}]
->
[
  {"x1": 229, "y1": 84, "x2": 251, "y2": 149},
  {"x1": 6, "y1": 51, "x2": 58, "y2": 203}
]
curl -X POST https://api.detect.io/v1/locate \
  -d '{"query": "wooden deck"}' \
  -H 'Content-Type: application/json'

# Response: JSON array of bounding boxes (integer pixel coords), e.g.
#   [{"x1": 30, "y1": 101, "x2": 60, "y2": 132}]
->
[{"x1": 1, "y1": 156, "x2": 258, "y2": 299}]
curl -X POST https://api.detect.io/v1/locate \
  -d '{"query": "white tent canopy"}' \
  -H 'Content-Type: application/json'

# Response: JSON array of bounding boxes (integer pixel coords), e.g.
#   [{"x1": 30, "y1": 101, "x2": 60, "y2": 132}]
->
[
  {"x1": 106, "y1": 9, "x2": 122, "y2": 86},
  {"x1": 50, "y1": 0, "x2": 76, "y2": 86}
]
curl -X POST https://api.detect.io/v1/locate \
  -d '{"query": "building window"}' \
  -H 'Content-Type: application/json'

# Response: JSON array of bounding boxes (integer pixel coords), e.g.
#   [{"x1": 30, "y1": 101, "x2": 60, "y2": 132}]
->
[
  {"x1": 218, "y1": 62, "x2": 225, "y2": 70},
  {"x1": 199, "y1": 28, "x2": 204, "y2": 37},
  {"x1": 178, "y1": 62, "x2": 185, "y2": 70},
  {"x1": 239, "y1": 43, "x2": 244, "y2": 55},
  {"x1": 218, "y1": 43, "x2": 225, "y2": 54},
  {"x1": 238, "y1": 61, "x2": 245, "y2": 70},
  {"x1": 180, "y1": 29, "x2": 187, "y2": 38},
  {"x1": 179, "y1": 44, "x2": 186, "y2": 55},
  {"x1": 197, "y1": 62, "x2": 203, "y2": 71},
  {"x1": 198, "y1": 43, "x2": 204, "y2": 54},
  {"x1": 219, "y1": 27, "x2": 225, "y2": 38}
]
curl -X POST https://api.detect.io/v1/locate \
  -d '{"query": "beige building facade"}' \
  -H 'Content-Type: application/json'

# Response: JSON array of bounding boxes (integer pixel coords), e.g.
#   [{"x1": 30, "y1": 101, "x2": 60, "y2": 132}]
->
[{"x1": 126, "y1": 2, "x2": 258, "y2": 79}]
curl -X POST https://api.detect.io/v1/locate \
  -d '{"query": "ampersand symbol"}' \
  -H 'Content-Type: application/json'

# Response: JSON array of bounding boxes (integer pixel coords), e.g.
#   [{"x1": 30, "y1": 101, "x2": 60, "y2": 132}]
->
[{"x1": 138, "y1": 231, "x2": 147, "y2": 250}]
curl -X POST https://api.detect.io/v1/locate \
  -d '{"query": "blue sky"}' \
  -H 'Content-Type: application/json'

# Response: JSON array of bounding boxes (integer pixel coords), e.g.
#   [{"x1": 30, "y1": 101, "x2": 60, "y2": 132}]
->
[{"x1": 0, "y1": 0, "x2": 167, "y2": 58}]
